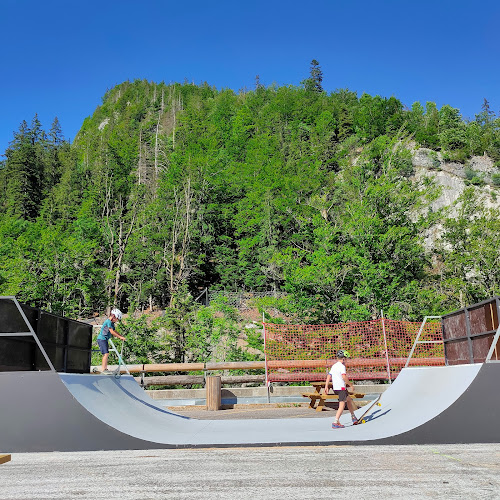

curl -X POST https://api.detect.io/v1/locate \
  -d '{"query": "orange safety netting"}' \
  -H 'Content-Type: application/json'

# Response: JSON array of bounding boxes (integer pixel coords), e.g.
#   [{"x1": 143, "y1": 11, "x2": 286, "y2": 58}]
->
[{"x1": 263, "y1": 319, "x2": 444, "y2": 382}]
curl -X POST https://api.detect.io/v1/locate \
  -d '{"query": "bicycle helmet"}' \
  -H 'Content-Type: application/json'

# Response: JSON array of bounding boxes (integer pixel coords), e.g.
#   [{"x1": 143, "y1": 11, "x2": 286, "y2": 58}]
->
[
  {"x1": 111, "y1": 308, "x2": 123, "y2": 321},
  {"x1": 337, "y1": 349, "x2": 351, "y2": 359}
]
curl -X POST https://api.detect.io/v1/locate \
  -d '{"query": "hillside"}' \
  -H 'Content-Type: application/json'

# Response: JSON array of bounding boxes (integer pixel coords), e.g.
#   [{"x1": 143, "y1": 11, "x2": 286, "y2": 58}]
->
[{"x1": 1, "y1": 77, "x2": 500, "y2": 325}]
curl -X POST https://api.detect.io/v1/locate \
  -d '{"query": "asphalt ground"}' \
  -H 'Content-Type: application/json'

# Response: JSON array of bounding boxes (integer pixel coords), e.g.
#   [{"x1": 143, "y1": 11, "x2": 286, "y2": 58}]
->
[
  {"x1": 1, "y1": 444, "x2": 499, "y2": 499},
  {"x1": 2, "y1": 406, "x2": 500, "y2": 499}
]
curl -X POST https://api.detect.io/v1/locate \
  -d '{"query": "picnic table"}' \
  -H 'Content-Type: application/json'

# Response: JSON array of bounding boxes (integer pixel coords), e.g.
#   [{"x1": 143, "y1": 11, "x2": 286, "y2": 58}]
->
[{"x1": 302, "y1": 382, "x2": 365, "y2": 412}]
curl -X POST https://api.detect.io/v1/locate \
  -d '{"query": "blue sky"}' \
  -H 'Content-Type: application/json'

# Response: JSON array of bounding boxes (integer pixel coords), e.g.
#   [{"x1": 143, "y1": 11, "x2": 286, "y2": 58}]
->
[{"x1": 1, "y1": 0, "x2": 499, "y2": 155}]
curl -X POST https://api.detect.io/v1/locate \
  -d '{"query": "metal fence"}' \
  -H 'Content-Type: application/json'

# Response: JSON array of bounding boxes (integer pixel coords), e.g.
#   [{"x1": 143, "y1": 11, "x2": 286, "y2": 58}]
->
[{"x1": 207, "y1": 290, "x2": 287, "y2": 308}]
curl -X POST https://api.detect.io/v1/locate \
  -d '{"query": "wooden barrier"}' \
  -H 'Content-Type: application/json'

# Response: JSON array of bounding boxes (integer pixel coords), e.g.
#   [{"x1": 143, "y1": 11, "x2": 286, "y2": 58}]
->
[
  {"x1": 98, "y1": 358, "x2": 443, "y2": 374},
  {"x1": 97, "y1": 362, "x2": 206, "y2": 375},
  {"x1": 205, "y1": 361, "x2": 265, "y2": 370},
  {"x1": 137, "y1": 374, "x2": 265, "y2": 387},
  {"x1": 143, "y1": 363, "x2": 205, "y2": 372},
  {"x1": 91, "y1": 357, "x2": 444, "y2": 385},
  {"x1": 139, "y1": 375, "x2": 205, "y2": 386}
]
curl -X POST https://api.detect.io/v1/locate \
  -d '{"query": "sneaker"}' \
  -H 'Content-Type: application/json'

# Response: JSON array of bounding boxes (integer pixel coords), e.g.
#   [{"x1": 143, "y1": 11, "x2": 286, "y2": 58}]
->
[
  {"x1": 332, "y1": 422, "x2": 344, "y2": 429},
  {"x1": 101, "y1": 369, "x2": 111, "y2": 374},
  {"x1": 352, "y1": 417, "x2": 359, "y2": 425}
]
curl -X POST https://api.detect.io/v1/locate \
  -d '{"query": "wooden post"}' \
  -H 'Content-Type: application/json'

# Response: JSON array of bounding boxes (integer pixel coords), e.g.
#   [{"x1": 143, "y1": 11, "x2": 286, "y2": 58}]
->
[
  {"x1": 263, "y1": 312, "x2": 270, "y2": 403},
  {"x1": 381, "y1": 311, "x2": 392, "y2": 384},
  {"x1": 206, "y1": 376, "x2": 221, "y2": 411}
]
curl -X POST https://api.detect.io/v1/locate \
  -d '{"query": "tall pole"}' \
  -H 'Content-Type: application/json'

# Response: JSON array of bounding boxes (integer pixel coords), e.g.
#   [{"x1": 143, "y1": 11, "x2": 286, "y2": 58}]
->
[
  {"x1": 381, "y1": 310, "x2": 392, "y2": 384},
  {"x1": 263, "y1": 311, "x2": 270, "y2": 403}
]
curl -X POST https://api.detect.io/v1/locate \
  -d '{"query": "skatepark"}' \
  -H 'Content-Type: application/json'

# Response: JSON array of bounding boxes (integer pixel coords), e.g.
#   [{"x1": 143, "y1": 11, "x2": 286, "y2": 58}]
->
[
  {"x1": 2, "y1": 361, "x2": 499, "y2": 452},
  {"x1": 1, "y1": 296, "x2": 500, "y2": 498},
  {"x1": 1, "y1": 295, "x2": 500, "y2": 452}
]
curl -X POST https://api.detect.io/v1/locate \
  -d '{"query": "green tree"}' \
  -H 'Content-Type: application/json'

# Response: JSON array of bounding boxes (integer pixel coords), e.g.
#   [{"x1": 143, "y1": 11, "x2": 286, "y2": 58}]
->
[
  {"x1": 415, "y1": 102, "x2": 439, "y2": 148},
  {"x1": 1, "y1": 117, "x2": 45, "y2": 219},
  {"x1": 437, "y1": 188, "x2": 500, "y2": 307},
  {"x1": 438, "y1": 105, "x2": 465, "y2": 148},
  {"x1": 273, "y1": 139, "x2": 439, "y2": 322},
  {"x1": 302, "y1": 59, "x2": 324, "y2": 93},
  {"x1": 2, "y1": 77, "x2": 497, "y2": 323}
]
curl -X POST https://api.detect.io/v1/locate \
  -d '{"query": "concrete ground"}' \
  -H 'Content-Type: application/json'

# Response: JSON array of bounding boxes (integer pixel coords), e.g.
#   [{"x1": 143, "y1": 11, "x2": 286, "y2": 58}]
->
[
  {"x1": 166, "y1": 402, "x2": 345, "y2": 419},
  {"x1": 1, "y1": 444, "x2": 499, "y2": 499},
  {"x1": 2, "y1": 404, "x2": 499, "y2": 499}
]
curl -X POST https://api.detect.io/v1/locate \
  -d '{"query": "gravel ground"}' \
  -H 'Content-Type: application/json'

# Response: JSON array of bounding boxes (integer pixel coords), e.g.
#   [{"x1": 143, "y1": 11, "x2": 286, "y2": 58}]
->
[{"x1": 1, "y1": 444, "x2": 499, "y2": 499}]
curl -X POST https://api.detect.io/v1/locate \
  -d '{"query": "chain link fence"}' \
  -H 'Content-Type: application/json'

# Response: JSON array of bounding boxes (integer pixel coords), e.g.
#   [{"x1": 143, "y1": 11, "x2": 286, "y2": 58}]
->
[{"x1": 207, "y1": 290, "x2": 287, "y2": 308}]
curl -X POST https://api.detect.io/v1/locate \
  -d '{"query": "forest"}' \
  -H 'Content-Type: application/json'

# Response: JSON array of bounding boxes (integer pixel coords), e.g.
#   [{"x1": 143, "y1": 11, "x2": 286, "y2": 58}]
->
[{"x1": 1, "y1": 62, "x2": 500, "y2": 337}]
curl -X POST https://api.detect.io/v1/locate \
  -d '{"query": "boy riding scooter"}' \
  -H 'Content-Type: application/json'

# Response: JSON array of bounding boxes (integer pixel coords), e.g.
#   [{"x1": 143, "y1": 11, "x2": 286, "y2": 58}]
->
[{"x1": 96, "y1": 308, "x2": 125, "y2": 374}]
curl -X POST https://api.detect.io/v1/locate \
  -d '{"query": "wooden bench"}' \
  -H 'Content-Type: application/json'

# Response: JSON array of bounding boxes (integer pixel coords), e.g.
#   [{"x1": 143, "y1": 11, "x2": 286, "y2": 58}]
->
[
  {"x1": 302, "y1": 392, "x2": 365, "y2": 411},
  {"x1": 302, "y1": 382, "x2": 365, "y2": 411}
]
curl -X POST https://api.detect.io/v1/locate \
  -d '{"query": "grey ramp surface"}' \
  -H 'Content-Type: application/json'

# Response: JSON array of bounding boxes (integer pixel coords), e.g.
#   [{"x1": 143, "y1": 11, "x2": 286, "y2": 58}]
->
[
  {"x1": 60, "y1": 364, "x2": 485, "y2": 446},
  {"x1": 1, "y1": 363, "x2": 499, "y2": 452}
]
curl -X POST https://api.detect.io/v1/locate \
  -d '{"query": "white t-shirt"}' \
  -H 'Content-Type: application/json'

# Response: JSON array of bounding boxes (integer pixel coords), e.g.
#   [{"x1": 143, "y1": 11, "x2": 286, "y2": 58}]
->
[{"x1": 329, "y1": 361, "x2": 346, "y2": 390}]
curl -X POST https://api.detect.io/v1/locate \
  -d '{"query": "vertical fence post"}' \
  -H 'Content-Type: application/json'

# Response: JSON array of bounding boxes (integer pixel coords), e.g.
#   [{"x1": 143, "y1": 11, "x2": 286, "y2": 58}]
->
[
  {"x1": 263, "y1": 312, "x2": 270, "y2": 403},
  {"x1": 206, "y1": 376, "x2": 221, "y2": 411},
  {"x1": 381, "y1": 311, "x2": 392, "y2": 384}
]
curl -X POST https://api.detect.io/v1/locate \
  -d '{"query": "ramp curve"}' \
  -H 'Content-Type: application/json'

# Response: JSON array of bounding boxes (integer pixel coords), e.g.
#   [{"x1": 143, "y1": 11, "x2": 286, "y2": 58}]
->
[{"x1": 1, "y1": 363, "x2": 499, "y2": 452}]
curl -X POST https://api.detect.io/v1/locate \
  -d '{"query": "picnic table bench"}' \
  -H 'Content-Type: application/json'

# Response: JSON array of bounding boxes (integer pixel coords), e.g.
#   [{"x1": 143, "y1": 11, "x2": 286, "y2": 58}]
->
[{"x1": 302, "y1": 382, "x2": 365, "y2": 412}]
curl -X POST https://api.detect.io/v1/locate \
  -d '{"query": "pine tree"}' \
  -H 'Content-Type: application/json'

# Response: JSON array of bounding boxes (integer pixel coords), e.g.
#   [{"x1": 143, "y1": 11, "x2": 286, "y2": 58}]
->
[
  {"x1": 475, "y1": 99, "x2": 497, "y2": 156},
  {"x1": 1, "y1": 117, "x2": 46, "y2": 219},
  {"x1": 49, "y1": 117, "x2": 64, "y2": 145},
  {"x1": 302, "y1": 59, "x2": 324, "y2": 92},
  {"x1": 45, "y1": 117, "x2": 66, "y2": 191},
  {"x1": 477, "y1": 98, "x2": 495, "y2": 127}
]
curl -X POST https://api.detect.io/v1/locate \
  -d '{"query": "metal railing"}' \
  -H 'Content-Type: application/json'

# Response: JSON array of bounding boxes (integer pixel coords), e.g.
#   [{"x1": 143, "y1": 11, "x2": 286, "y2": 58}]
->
[{"x1": 404, "y1": 316, "x2": 443, "y2": 368}]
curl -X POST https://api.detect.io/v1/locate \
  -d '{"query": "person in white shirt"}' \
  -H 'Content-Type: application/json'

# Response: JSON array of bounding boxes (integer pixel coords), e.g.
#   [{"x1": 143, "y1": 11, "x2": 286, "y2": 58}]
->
[{"x1": 324, "y1": 350, "x2": 358, "y2": 428}]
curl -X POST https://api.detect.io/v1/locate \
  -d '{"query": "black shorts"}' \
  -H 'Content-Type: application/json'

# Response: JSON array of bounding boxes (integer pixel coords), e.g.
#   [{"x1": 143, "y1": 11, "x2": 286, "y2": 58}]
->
[{"x1": 334, "y1": 389, "x2": 348, "y2": 402}]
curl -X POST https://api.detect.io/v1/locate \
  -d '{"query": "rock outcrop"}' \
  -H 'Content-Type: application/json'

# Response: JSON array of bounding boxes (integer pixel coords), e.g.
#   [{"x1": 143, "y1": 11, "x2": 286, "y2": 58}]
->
[{"x1": 412, "y1": 149, "x2": 499, "y2": 249}]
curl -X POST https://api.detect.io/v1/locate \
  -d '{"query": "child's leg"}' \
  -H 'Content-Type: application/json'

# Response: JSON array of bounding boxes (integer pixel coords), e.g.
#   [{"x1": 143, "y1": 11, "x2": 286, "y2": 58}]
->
[
  {"x1": 346, "y1": 396, "x2": 357, "y2": 415},
  {"x1": 335, "y1": 401, "x2": 345, "y2": 423},
  {"x1": 346, "y1": 396, "x2": 358, "y2": 422},
  {"x1": 101, "y1": 353, "x2": 109, "y2": 371},
  {"x1": 97, "y1": 339, "x2": 110, "y2": 371}
]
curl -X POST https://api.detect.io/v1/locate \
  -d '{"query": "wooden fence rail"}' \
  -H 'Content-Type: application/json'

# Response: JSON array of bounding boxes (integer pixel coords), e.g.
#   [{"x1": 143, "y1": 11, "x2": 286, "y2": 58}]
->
[
  {"x1": 139, "y1": 374, "x2": 266, "y2": 387},
  {"x1": 92, "y1": 357, "x2": 444, "y2": 386}
]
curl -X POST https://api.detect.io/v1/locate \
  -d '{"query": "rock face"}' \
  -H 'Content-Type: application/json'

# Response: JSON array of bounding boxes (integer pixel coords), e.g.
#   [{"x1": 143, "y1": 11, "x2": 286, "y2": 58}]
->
[
  {"x1": 411, "y1": 148, "x2": 499, "y2": 249},
  {"x1": 412, "y1": 148, "x2": 499, "y2": 214},
  {"x1": 98, "y1": 118, "x2": 109, "y2": 131}
]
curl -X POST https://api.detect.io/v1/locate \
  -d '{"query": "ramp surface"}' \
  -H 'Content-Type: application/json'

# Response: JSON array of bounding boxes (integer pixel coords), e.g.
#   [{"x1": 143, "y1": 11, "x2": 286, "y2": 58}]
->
[{"x1": 1, "y1": 363, "x2": 499, "y2": 452}]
